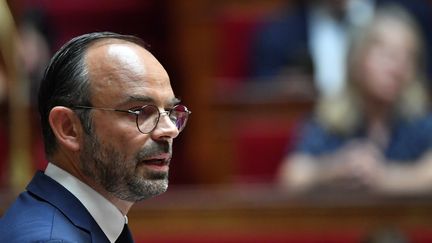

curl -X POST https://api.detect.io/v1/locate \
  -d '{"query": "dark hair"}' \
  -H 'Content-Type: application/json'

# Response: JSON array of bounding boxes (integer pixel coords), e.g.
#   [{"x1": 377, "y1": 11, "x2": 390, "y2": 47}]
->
[{"x1": 38, "y1": 32, "x2": 147, "y2": 156}]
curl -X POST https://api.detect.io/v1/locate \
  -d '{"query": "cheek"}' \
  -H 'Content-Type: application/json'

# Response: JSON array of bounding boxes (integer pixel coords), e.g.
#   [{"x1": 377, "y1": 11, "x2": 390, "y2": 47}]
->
[{"x1": 94, "y1": 118, "x2": 147, "y2": 159}]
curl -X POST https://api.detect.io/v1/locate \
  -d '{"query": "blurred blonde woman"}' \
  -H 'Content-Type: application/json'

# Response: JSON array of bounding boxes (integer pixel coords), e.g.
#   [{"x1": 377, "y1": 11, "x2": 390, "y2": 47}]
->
[{"x1": 278, "y1": 4, "x2": 432, "y2": 194}]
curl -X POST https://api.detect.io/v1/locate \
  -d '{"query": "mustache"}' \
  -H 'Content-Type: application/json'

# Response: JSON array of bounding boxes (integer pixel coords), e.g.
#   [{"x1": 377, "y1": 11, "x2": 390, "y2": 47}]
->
[{"x1": 135, "y1": 141, "x2": 171, "y2": 161}]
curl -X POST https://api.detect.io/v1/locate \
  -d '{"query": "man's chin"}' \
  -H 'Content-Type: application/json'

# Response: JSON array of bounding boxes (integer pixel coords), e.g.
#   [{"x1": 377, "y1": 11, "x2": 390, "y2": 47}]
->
[
  {"x1": 133, "y1": 178, "x2": 169, "y2": 201},
  {"x1": 149, "y1": 183, "x2": 168, "y2": 197}
]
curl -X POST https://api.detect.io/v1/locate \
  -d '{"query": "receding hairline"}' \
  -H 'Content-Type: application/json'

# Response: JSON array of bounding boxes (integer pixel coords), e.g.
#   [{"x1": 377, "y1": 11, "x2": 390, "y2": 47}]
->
[
  {"x1": 82, "y1": 37, "x2": 173, "y2": 103},
  {"x1": 83, "y1": 37, "x2": 150, "y2": 59},
  {"x1": 83, "y1": 37, "x2": 152, "y2": 82},
  {"x1": 89, "y1": 37, "x2": 147, "y2": 49}
]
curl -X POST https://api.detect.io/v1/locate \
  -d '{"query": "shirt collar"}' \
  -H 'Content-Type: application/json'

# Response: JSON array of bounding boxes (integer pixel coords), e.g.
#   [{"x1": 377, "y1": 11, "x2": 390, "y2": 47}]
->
[{"x1": 45, "y1": 162, "x2": 127, "y2": 243}]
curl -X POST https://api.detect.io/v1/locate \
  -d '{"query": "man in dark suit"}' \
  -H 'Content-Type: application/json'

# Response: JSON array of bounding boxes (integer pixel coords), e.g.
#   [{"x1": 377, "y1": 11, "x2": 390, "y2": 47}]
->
[{"x1": 0, "y1": 32, "x2": 191, "y2": 242}]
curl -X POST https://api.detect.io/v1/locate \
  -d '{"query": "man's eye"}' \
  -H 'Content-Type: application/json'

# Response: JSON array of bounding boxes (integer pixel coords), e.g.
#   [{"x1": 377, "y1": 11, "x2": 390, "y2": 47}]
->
[
  {"x1": 138, "y1": 105, "x2": 159, "y2": 117},
  {"x1": 129, "y1": 106, "x2": 144, "y2": 112}
]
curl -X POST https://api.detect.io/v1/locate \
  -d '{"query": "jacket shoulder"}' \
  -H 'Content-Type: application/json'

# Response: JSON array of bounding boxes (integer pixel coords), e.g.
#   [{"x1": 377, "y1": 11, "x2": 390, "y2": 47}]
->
[{"x1": 0, "y1": 191, "x2": 90, "y2": 243}]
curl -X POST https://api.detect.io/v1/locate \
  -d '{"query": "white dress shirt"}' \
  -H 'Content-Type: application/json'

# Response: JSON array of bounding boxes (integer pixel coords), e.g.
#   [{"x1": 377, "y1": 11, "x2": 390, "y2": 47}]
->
[
  {"x1": 45, "y1": 163, "x2": 127, "y2": 243},
  {"x1": 308, "y1": 0, "x2": 374, "y2": 98}
]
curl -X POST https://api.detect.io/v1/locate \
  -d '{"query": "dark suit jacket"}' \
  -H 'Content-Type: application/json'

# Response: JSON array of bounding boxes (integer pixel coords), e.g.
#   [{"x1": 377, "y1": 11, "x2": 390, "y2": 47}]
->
[{"x1": 0, "y1": 171, "x2": 110, "y2": 243}]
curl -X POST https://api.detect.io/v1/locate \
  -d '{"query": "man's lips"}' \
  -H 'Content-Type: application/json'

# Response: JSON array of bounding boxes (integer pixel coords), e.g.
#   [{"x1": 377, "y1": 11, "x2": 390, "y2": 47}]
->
[
  {"x1": 140, "y1": 154, "x2": 171, "y2": 168},
  {"x1": 142, "y1": 159, "x2": 169, "y2": 166}
]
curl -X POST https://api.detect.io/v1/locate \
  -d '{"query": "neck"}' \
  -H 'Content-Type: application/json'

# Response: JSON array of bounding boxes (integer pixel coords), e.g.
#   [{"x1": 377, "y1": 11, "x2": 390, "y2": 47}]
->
[
  {"x1": 80, "y1": 174, "x2": 134, "y2": 215},
  {"x1": 363, "y1": 93, "x2": 394, "y2": 121},
  {"x1": 363, "y1": 98, "x2": 393, "y2": 148},
  {"x1": 50, "y1": 151, "x2": 134, "y2": 215}
]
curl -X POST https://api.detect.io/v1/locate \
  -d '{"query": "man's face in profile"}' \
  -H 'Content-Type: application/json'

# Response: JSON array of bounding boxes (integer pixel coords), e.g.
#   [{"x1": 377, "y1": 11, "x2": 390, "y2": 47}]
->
[{"x1": 78, "y1": 41, "x2": 179, "y2": 202}]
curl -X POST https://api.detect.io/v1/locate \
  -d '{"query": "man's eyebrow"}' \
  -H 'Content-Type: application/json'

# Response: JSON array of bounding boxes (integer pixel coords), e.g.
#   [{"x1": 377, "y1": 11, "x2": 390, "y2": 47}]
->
[
  {"x1": 124, "y1": 95, "x2": 181, "y2": 106},
  {"x1": 128, "y1": 95, "x2": 155, "y2": 103},
  {"x1": 171, "y1": 97, "x2": 181, "y2": 106}
]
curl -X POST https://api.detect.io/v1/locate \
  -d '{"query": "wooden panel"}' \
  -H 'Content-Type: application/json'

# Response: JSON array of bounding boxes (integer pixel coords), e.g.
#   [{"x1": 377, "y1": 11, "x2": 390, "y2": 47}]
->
[{"x1": 128, "y1": 185, "x2": 432, "y2": 242}]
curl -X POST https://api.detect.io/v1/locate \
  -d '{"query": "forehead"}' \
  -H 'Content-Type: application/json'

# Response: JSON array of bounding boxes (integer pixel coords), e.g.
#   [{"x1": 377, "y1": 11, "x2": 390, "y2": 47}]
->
[
  {"x1": 85, "y1": 40, "x2": 175, "y2": 106},
  {"x1": 370, "y1": 18, "x2": 417, "y2": 48}
]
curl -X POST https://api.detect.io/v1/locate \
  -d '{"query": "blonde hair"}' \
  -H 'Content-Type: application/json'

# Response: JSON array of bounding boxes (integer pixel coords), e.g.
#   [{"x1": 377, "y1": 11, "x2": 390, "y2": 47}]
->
[{"x1": 316, "y1": 4, "x2": 429, "y2": 135}]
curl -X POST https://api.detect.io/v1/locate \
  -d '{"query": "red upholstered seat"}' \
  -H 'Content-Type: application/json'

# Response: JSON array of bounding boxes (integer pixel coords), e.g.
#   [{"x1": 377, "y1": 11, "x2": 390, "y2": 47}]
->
[{"x1": 232, "y1": 118, "x2": 299, "y2": 183}]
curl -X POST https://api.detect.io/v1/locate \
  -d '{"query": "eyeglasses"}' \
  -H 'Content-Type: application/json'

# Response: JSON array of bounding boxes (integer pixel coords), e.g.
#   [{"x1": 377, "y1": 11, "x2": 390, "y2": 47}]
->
[{"x1": 72, "y1": 104, "x2": 191, "y2": 134}]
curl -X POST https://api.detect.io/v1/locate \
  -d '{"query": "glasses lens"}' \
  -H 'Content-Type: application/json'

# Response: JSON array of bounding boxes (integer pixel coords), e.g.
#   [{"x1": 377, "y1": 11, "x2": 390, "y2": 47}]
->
[
  {"x1": 170, "y1": 105, "x2": 190, "y2": 132},
  {"x1": 137, "y1": 105, "x2": 159, "y2": 133}
]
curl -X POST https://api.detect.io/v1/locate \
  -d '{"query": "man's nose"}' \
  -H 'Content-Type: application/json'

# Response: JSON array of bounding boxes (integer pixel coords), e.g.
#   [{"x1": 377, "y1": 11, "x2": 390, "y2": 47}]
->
[{"x1": 151, "y1": 112, "x2": 179, "y2": 140}]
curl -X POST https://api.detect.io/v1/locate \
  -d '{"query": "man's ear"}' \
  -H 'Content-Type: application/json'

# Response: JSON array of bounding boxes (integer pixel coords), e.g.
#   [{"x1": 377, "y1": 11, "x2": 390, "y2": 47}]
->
[{"x1": 49, "y1": 106, "x2": 82, "y2": 152}]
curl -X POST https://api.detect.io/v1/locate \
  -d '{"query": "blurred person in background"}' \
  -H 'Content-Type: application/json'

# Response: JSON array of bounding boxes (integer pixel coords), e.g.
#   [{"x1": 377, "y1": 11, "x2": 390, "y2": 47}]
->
[
  {"x1": 278, "y1": 5, "x2": 432, "y2": 194},
  {"x1": 0, "y1": 32, "x2": 191, "y2": 242},
  {"x1": 250, "y1": 0, "x2": 432, "y2": 99}
]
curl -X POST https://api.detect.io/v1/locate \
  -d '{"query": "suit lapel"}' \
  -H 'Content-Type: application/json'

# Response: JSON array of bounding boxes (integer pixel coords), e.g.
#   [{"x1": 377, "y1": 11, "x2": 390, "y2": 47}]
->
[{"x1": 26, "y1": 171, "x2": 109, "y2": 243}]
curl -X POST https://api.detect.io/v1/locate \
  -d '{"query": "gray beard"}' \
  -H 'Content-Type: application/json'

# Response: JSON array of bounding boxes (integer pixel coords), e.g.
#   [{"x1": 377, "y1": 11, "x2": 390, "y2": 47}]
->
[{"x1": 79, "y1": 131, "x2": 170, "y2": 202}]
